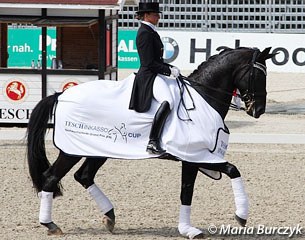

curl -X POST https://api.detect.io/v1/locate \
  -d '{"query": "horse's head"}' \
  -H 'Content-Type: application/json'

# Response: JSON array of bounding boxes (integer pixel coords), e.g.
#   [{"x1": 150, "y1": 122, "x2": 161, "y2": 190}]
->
[{"x1": 234, "y1": 47, "x2": 274, "y2": 118}]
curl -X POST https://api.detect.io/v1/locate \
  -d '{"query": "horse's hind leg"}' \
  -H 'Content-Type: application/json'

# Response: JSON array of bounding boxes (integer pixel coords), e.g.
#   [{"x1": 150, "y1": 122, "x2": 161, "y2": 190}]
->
[
  {"x1": 178, "y1": 162, "x2": 204, "y2": 239},
  {"x1": 40, "y1": 151, "x2": 81, "y2": 235},
  {"x1": 74, "y1": 157, "x2": 115, "y2": 232}
]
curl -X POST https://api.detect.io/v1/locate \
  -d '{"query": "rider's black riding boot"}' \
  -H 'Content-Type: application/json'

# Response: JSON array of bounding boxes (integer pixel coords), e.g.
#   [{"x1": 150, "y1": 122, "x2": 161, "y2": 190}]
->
[{"x1": 146, "y1": 101, "x2": 171, "y2": 154}]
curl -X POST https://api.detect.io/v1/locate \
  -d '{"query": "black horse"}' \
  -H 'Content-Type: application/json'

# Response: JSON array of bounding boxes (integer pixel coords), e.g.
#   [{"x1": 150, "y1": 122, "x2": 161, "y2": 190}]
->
[{"x1": 27, "y1": 47, "x2": 273, "y2": 238}]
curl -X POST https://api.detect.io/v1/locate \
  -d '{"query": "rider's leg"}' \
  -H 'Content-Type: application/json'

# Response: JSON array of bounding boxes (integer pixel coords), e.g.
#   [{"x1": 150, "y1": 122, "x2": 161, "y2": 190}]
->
[
  {"x1": 146, "y1": 101, "x2": 171, "y2": 154},
  {"x1": 146, "y1": 76, "x2": 173, "y2": 154},
  {"x1": 40, "y1": 151, "x2": 81, "y2": 233},
  {"x1": 178, "y1": 162, "x2": 204, "y2": 238},
  {"x1": 74, "y1": 157, "x2": 115, "y2": 232}
]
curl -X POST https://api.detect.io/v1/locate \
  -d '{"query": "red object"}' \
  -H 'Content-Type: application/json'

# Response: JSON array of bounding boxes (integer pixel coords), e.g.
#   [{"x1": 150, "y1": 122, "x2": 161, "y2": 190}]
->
[
  {"x1": 6, "y1": 81, "x2": 26, "y2": 101},
  {"x1": 106, "y1": 25, "x2": 112, "y2": 67},
  {"x1": 232, "y1": 88, "x2": 237, "y2": 96}
]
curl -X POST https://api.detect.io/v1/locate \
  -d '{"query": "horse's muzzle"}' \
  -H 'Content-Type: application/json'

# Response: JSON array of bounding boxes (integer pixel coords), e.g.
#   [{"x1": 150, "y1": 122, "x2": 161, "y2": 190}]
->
[{"x1": 246, "y1": 100, "x2": 265, "y2": 118}]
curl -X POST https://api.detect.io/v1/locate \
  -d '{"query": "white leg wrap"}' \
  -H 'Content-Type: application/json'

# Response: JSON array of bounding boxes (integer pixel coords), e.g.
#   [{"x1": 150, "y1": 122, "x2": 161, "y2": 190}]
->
[
  {"x1": 87, "y1": 184, "x2": 113, "y2": 214},
  {"x1": 39, "y1": 191, "x2": 53, "y2": 224},
  {"x1": 231, "y1": 177, "x2": 249, "y2": 220},
  {"x1": 178, "y1": 205, "x2": 203, "y2": 239}
]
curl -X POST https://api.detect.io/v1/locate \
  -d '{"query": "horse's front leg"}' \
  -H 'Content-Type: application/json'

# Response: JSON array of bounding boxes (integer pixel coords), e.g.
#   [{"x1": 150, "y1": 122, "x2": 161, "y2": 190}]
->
[
  {"x1": 39, "y1": 152, "x2": 81, "y2": 235},
  {"x1": 179, "y1": 162, "x2": 204, "y2": 239},
  {"x1": 74, "y1": 157, "x2": 115, "y2": 233},
  {"x1": 200, "y1": 162, "x2": 249, "y2": 226},
  {"x1": 222, "y1": 162, "x2": 249, "y2": 226}
]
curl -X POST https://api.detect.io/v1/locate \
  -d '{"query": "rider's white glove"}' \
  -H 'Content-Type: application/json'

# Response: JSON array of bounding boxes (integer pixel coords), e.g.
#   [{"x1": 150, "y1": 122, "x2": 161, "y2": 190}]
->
[{"x1": 170, "y1": 66, "x2": 180, "y2": 78}]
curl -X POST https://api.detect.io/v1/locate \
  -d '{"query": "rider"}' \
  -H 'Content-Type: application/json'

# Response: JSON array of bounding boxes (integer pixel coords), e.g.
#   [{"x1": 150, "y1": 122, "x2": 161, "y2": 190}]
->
[{"x1": 129, "y1": 2, "x2": 181, "y2": 155}]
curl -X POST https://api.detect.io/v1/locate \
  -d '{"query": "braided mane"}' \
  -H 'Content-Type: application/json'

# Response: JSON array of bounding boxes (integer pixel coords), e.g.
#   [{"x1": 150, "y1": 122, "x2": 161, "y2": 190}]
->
[
  {"x1": 188, "y1": 47, "x2": 253, "y2": 79},
  {"x1": 188, "y1": 47, "x2": 232, "y2": 78}
]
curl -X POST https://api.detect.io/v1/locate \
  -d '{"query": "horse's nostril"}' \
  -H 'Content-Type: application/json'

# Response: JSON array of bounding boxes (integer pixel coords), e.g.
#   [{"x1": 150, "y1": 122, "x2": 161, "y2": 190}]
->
[{"x1": 253, "y1": 106, "x2": 265, "y2": 118}]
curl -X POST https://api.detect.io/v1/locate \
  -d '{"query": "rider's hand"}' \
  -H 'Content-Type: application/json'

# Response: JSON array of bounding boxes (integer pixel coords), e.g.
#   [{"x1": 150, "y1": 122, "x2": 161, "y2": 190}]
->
[{"x1": 170, "y1": 66, "x2": 180, "y2": 78}]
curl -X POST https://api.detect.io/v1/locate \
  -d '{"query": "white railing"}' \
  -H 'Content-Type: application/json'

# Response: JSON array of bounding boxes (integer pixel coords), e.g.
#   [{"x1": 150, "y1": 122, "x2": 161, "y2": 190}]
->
[{"x1": 119, "y1": 0, "x2": 305, "y2": 33}]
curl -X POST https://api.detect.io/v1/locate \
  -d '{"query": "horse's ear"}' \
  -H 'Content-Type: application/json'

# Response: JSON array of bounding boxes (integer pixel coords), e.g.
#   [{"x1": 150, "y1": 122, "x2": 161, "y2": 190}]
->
[{"x1": 258, "y1": 47, "x2": 274, "y2": 61}]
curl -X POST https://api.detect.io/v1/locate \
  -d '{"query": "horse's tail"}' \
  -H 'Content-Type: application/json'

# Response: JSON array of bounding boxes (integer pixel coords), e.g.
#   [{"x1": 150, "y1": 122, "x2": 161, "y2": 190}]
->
[{"x1": 27, "y1": 92, "x2": 62, "y2": 197}]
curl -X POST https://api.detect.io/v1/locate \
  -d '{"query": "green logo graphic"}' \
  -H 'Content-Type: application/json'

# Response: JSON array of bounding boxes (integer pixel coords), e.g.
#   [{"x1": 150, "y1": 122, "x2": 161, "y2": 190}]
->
[
  {"x1": 8, "y1": 27, "x2": 56, "y2": 68},
  {"x1": 118, "y1": 30, "x2": 139, "y2": 69},
  {"x1": 7, "y1": 28, "x2": 138, "y2": 69}
]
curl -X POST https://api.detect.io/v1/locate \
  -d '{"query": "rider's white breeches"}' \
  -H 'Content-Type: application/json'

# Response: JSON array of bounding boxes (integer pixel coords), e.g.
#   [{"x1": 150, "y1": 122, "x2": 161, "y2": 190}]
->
[{"x1": 153, "y1": 75, "x2": 174, "y2": 109}]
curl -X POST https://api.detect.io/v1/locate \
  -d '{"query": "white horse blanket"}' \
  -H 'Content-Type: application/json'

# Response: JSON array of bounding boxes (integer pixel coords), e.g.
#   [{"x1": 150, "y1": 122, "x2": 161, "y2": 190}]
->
[{"x1": 54, "y1": 74, "x2": 229, "y2": 164}]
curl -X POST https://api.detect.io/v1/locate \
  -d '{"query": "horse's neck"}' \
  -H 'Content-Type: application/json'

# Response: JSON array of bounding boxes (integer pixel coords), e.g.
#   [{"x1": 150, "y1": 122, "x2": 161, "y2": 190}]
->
[{"x1": 190, "y1": 69, "x2": 233, "y2": 120}]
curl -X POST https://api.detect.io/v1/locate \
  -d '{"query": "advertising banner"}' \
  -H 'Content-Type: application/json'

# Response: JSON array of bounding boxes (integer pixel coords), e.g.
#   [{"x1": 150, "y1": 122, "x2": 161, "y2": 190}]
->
[
  {"x1": 0, "y1": 74, "x2": 41, "y2": 123},
  {"x1": 8, "y1": 27, "x2": 56, "y2": 68},
  {"x1": 7, "y1": 28, "x2": 305, "y2": 72},
  {"x1": 118, "y1": 30, "x2": 139, "y2": 69},
  {"x1": 118, "y1": 30, "x2": 305, "y2": 73}
]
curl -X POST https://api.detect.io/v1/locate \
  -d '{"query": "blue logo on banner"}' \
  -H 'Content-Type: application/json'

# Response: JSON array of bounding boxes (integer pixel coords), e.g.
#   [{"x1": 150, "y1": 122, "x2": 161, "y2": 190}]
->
[{"x1": 162, "y1": 37, "x2": 179, "y2": 63}]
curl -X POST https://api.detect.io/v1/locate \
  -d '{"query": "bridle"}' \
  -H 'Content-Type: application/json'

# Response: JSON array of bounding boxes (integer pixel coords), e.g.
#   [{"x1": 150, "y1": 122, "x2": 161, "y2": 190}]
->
[{"x1": 234, "y1": 49, "x2": 267, "y2": 112}]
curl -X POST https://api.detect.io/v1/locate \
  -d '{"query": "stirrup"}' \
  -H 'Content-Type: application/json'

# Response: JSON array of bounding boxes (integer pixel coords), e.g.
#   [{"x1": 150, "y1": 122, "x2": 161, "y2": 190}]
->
[{"x1": 146, "y1": 140, "x2": 166, "y2": 154}]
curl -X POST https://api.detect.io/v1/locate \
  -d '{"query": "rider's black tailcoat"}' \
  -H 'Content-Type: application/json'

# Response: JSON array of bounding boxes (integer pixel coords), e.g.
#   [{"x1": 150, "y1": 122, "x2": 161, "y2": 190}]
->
[{"x1": 129, "y1": 23, "x2": 172, "y2": 112}]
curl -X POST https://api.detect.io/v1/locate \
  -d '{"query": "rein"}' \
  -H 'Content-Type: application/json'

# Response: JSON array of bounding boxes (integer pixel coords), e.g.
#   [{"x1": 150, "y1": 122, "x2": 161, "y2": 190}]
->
[
  {"x1": 179, "y1": 75, "x2": 243, "y2": 111},
  {"x1": 176, "y1": 76, "x2": 196, "y2": 121}
]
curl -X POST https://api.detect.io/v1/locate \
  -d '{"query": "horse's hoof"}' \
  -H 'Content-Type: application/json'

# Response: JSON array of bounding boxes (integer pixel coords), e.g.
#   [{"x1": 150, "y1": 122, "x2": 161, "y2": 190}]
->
[
  {"x1": 235, "y1": 214, "x2": 247, "y2": 227},
  {"x1": 102, "y1": 215, "x2": 115, "y2": 233},
  {"x1": 192, "y1": 232, "x2": 205, "y2": 239},
  {"x1": 41, "y1": 222, "x2": 63, "y2": 235},
  {"x1": 47, "y1": 227, "x2": 63, "y2": 235},
  {"x1": 178, "y1": 224, "x2": 204, "y2": 240}
]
